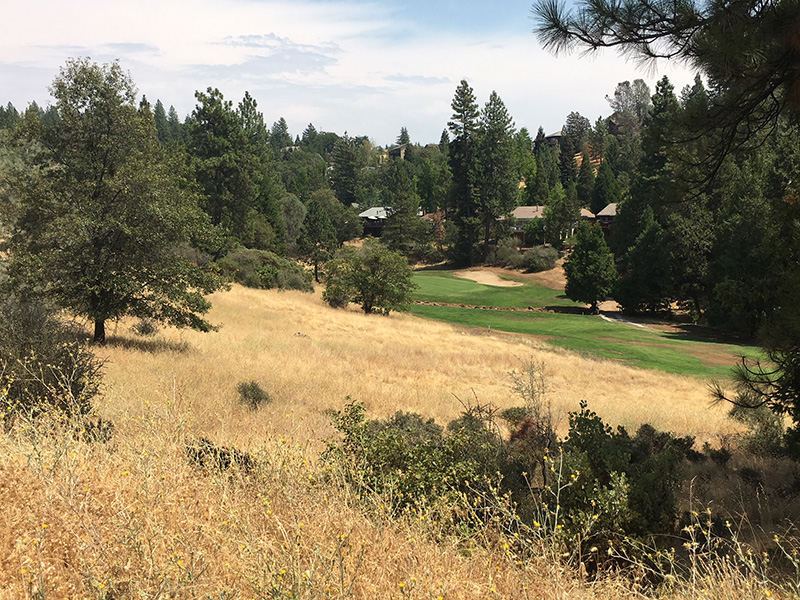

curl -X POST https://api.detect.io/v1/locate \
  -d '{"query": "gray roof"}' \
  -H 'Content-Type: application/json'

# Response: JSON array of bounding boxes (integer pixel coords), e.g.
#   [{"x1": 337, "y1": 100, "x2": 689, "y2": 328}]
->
[
  {"x1": 358, "y1": 206, "x2": 392, "y2": 220},
  {"x1": 597, "y1": 203, "x2": 617, "y2": 218}
]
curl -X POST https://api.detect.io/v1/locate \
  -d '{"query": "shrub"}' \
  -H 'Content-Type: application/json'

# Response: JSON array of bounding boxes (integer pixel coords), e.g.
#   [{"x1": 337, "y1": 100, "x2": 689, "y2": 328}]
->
[
  {"x1": 186, "y1": 437, "x2": 255, "y2": 472},
  {"x1": 215, "y1": 248, "x2": 313, "y2": 292},
  {"x1": 131, "y1": 318, "x2": 159, "y2": 337},
  {"x1": 324, "y1": 400, "x2": 503, "y2": 513},
  {"x1": 488, "y1": 237, "x2": 522, "y2": 268},
  {"x1": 323, "y1": 240, "x2": 417, "y2": 315},
  {"x1": 236, "y1": 380, "x2": 272, "y2": 410},
  {"x1": 519, "y1": 245, "x2": 558, "y2": 272},
  {"x1": 730, "y1": 402, "x2": 786, "y2": 456},
  {"x1": 0, "y1": 296, "x2": 102, "y2": 424}
]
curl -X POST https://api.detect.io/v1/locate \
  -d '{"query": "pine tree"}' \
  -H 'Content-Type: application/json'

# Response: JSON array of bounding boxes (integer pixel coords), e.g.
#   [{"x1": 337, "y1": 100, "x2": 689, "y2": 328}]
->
[
  {"x1": 576, "y1": 151, "x2": 595, "y2": 207},
  {"x1": 564, "y1": 221, "x2": 617, "y2": 313},
  {"x1": 447, "y1": 80, "x2": 481, "y2": 265},
  {"x1": 382, "y1": 158, "x2": 426, "y2": 256},
  {"x1": 396, "y1": 127, "x2": 410, "y2": 145},
  {"x1": 299, "y1": 198, "x2": 337, "y2": 282},
  {"x1": 153, "y1": 99, "x2": 169, "y2": 144},
  {"x1": 270, "y1": 117, "x2": 292, "y2": 151},
  {"x1": 590, "y1": 161, "x2": 620, "y2": 216},
  {"x1": 331, "y1": 135, "x2": 359, "y2": 206},
  {"x1": 475, "y1": 91, "x2": 517, "y2": 259}
]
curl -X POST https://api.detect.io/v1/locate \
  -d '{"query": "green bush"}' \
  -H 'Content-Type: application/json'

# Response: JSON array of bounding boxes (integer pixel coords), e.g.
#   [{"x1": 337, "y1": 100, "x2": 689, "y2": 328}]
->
[
  {"x1": 215, "y1": 248, "x2": 313, "y2": 292},
  {"x1": 324, "y1": 401, "x2": 503, "y2": 513},
  {"x1": 489, "y1": 237, "x2": 522, "y2": 268},
  {"x1": 519, "y1": 245, "x2": 558, "y2": 272},
  {"x1": 323, "y1": 240, "x2": 417, "y2": 315},
  {"x1": 324, "y1": 396, "x2": 696, "y2": 559},
  {"x1": 0, "y1": 296, "x2": 102, "y2": 424},
  {"x1": 236, "y1": 380, "x2": 272, "y2": 410}
]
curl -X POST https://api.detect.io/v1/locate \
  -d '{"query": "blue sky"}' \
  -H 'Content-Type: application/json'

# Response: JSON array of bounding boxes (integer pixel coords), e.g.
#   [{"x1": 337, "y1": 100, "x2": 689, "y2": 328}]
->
[{"x1": 0, "y1": 0, "x2": 695, "y2": 146}]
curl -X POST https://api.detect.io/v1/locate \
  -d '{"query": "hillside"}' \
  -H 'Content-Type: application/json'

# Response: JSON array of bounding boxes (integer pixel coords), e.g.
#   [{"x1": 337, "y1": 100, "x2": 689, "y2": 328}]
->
[{"x1": 0, "y1": 286, "x2": 780, "y2": 599}]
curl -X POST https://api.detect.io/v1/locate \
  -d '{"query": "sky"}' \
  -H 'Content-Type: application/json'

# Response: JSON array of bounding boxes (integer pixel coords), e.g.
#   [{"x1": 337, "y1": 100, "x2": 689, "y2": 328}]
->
[{"x1": 0, "y1": 0, "x2": 698, "y2": 146}]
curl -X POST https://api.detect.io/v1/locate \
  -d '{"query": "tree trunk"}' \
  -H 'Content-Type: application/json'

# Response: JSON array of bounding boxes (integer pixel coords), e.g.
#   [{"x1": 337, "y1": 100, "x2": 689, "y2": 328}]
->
[
  {"x1": 94, "y1": 319, "x2": 106, "y2": 344},
  {"x1": 483, "y1": 219, "x2": 491, "y2": 261}
]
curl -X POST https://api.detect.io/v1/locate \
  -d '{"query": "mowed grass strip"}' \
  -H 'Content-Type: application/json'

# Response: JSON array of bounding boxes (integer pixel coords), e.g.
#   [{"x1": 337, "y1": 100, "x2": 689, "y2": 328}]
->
[{"x1": 410, "y1": 271, "x2": 758, "y2": 379}]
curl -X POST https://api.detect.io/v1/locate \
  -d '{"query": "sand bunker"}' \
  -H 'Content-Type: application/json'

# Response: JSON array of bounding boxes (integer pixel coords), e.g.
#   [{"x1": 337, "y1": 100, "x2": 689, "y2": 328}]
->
[{"x1": 453, "y1": 269, "x2": 523, "y2": 287}]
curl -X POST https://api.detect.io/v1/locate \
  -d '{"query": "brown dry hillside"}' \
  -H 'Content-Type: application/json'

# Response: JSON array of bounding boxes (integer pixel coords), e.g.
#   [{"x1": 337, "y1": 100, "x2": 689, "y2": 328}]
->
[
  {"x1": 100, "y1": 285, "x2": 735, "y2": 448},
  {"x1": 2, "y1": 285, "x2": 781, "y2": 599}
]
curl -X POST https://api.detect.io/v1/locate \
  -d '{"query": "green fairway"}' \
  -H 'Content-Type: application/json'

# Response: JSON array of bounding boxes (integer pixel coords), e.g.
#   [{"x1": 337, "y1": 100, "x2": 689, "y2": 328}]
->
[{"x1": 409, "y1": 270, "x2": 758, "y2": 379}]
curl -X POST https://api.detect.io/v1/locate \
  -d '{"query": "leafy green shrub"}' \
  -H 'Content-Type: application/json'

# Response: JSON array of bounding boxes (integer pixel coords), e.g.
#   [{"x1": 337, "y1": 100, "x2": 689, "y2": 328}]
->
[
  {"x1": 500, "y1": 406, "x2": 530, "y2": 427},
  {"x1": 552, "y1": 401, "x2": 695, "y2": 545},
  {"x1": 324, "y1": 401, "x2": 503, "y2": 513},
  {"x1": 730, "y1": 403, "x2": 786, "y2": 456},
  {"x1": 236, "y1": 380, "x2": 272, "y2": 409},
  {"x1": 489, "y1": 237, "x2": 522, "y2": 268},
  {"x1": 215, "y1": 248, "x2": 313, "y2": 292},
  {"x1": 324, "y1": 395, "x2": 695, "y2": 561},
  {"x1": 524, "y1": 218, "x2": 546, "y2": 246},
  {"x1": 323, "y1": 240, "x2": 417, "y2": 315},
  {"x1": 0, "y1": 296, "x2": 102, "y2": 424},
  {"x1": 519, "y1": 245, "x2": 558, "y2": 272}
]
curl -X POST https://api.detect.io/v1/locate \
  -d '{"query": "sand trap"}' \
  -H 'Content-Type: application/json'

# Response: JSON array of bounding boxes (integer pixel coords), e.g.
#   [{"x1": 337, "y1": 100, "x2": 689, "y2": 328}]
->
[{"x1": 453, "y1": 269, "x2": 524, "y2": 287}]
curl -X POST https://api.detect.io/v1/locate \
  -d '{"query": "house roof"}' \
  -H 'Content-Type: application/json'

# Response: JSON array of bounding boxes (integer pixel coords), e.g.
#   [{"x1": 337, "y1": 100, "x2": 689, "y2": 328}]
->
[
  {"x1": 510, "y1": 205, "x2": 545, "y2": 220},
  {"x1": 597, "y1": 203, "x2": 617, "y2": 218},
  {"x1": 580, "y1": 208, "x2": 596, "y2": 219},
  {"x1": 358, "y1": 206, "x2": 392, "y2": 220}
]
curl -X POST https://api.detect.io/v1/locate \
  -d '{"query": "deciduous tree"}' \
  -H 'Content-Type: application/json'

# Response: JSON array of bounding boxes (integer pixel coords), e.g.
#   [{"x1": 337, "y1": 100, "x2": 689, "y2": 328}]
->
[{"x1": 3, "y1": 59, "x2": 224, "y2": 343}]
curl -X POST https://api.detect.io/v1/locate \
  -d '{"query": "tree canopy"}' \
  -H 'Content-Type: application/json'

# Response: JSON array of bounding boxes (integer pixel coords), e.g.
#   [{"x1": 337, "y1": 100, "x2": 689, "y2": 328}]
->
[{"x1": 2, "y1": 59, "x2": 224, "y2": 343}]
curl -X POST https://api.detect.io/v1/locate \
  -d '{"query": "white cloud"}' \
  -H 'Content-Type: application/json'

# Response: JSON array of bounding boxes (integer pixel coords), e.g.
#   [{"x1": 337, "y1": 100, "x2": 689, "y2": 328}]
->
[{"x1": 0, "y1": 0, "x2": 698, "y2": 144}]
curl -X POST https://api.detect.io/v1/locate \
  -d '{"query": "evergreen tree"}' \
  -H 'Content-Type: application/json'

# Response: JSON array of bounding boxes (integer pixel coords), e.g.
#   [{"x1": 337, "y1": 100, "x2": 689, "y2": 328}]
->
[
  {"x1": 0, "y1": 102, "x2": 21, "y2": 130},
  {"x1": 564, "y1": 221, "x2": 617, "y2": 313},
  {"x1": 396, "y1": 126, "x2": 410, "y2": 145},
  {"x1": 238, "y1": 92, "x2": 286, "y2": 252},
  {"x1": 543, "y1": 181, "x2": 579, "y2": 249},
  {"x1": 475, "y1": 91, "x2": 518, "y2": 259},
  {"x1": 576, "y1": 151, "x2": 595, "y2": 207},
  {"x1": 298, "y1": 197, "x2": 337, "y2": 282},
  {"x1": 309, "y1": 189, "x2": 363, "y2": 247},
  {"x1": 563, "y1": 111, "x2": 591, "y2": 149},
  {"x1": 382, "y1": 158, "x2": 426, "y2": 256},
  {"x1": 591, "y1": 161, "x2": 621, "y2": 216},
  {"x1": 331, "y1": 134, "x2": 359, "y2": 206},
  {"x1": 153, "y1": 99, "x2": 169, "y2": 144},
  {"x1": 187, "y1": 88, "x2": 258, "y2": 239},
  {"x1": 614, "y1": 208, "x2": 673, "y2": 312},
  {"x1": 531, "y1": 127, "x2": 557, "y2": 204},
  {"x1": 447, "y1": 80, "x2": 481, "y2": 265},
  {"x1": 167, "y1": 105, "x2": 184, "y2": 142},
  {"x1": 270, "y1": 117, "x2": 293, "y2": 151}
]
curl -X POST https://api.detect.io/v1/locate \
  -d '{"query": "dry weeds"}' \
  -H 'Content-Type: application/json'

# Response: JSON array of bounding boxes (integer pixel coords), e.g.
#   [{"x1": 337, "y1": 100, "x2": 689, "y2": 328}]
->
[{"x1": 1, "y1": 285, "x2": 786, "y2": 599}]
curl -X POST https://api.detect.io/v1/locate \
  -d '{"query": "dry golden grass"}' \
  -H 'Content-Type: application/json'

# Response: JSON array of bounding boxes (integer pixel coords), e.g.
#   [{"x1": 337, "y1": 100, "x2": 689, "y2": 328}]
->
[
  {"x1": 3, "y1": 285, "x2": 792, "y2": 599},
  {"x1": 99, "y1": 285, "x2": 737, "y2": 451}
]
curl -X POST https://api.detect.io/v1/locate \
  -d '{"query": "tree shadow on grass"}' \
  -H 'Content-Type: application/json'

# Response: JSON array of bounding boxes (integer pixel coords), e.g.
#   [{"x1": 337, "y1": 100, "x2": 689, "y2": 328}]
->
[{"x1": 105, "y1": 335, "x2": 193, "y2": 354}]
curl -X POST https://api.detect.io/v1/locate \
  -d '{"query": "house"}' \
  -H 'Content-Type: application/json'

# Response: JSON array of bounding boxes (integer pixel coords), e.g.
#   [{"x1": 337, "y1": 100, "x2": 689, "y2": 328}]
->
[
  {"x1": 387, "y1": 143, "x2": 408, "y2": 160},
  {"x1": 596, "y1": 202, "x2": 617, "y2": 234},
  {"x1": 358, "y1": 206, "x2": 392, "y2": 237},
  {"x1": 500, "y1": 205, "x2": 596, "y2": 242}
]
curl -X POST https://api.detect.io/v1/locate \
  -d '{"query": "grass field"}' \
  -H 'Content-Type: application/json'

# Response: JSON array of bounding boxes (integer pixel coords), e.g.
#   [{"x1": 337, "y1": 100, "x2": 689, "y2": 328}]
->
[
  {"x1": 1, "y1": 285, "x2": 795, "y2": 599},
  {"x1": 410, "y1": 270, "x2": 758, "y2": 379}
]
